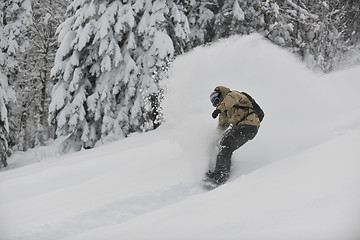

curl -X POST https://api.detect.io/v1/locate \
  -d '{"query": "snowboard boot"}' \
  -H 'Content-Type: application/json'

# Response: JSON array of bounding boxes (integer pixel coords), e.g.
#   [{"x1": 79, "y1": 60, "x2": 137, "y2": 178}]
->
[
  {"x1": 203, "y1": 171, "x2": 229, "y2": 190},
  {"x1": 205, "y1": 170, "x2": 229, "y2": 185}
]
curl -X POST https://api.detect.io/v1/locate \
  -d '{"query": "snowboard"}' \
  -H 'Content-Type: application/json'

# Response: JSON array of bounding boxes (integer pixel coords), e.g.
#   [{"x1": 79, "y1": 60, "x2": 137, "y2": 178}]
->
[{"x1": 202, "y1": 178, "x2": 221, "y2": 190}]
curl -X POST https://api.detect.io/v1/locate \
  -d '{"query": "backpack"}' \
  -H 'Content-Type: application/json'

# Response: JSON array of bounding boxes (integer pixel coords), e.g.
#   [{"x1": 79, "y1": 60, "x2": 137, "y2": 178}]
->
[{"x1": 240, "y1": 92, "x2": 264, "y2": 122}]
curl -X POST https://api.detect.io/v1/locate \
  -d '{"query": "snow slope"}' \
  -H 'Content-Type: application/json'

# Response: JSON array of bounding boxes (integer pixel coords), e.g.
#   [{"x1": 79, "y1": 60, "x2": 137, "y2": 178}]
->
[{"x1": 1, "y1": 34, "x2": 360, "y2": 240}]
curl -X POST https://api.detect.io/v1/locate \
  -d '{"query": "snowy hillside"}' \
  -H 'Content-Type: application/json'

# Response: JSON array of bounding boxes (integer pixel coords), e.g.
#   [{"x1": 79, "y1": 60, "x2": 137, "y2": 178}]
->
[{"x1": 1, "y1": 34, "x2": 360, "y2": 240}]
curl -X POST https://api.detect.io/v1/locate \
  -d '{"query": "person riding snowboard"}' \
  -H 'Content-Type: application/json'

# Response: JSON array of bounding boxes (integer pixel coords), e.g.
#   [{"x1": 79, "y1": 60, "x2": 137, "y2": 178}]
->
[{"x1": 204, "y1": 86, "x2": 263, "y2": 189}]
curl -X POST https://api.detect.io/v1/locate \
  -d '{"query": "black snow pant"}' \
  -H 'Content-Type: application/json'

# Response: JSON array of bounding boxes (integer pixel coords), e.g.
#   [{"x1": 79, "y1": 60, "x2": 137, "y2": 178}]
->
[{"x1": 211, "y1": 124, "x2": 258, "y2": 184}]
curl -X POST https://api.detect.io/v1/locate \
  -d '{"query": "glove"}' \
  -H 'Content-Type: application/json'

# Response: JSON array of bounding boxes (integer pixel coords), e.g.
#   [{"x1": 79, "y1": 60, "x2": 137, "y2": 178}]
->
[{"x1": 212, "y1": 109, "x2": 221, "y2": 119}]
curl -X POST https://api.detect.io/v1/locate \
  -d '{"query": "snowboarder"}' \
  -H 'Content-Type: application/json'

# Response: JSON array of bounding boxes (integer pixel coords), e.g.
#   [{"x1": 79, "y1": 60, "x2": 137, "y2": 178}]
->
[{"x1": 204, "y1": 86, "x2": 262, "y2": 189}]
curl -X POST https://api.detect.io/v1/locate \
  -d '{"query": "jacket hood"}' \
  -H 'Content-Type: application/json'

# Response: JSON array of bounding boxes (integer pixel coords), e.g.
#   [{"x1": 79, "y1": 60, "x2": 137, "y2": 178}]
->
[{"x1": 214, "y1": 86, "x2": 231, "y2": 98}]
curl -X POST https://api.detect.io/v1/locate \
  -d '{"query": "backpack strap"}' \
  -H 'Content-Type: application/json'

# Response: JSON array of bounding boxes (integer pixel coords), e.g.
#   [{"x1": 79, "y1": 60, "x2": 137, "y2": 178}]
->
[
  {"x1": 233, "y1": 105, "x2": 256, "y2": 121},
  {"x1": 233, "y1": 105, "x2": 253, "y2": 110},
  {"x1": 236, "y1": 92, "x2": 264, "y2": 122},
  {"x1": 239, "y1": 111, "x2": 256, "y2": 123}
]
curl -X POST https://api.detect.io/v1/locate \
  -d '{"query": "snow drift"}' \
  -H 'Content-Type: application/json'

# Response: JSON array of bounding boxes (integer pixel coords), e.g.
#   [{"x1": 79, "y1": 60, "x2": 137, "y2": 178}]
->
[{"x1": 1, "y1": 34, "x2": 360, "y2": 240}]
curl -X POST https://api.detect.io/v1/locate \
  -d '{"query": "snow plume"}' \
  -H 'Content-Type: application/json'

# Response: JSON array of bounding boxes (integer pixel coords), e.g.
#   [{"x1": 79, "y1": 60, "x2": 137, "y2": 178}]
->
[{"x1": 49, "y1": 0, "x2": 190, "y2": 151}]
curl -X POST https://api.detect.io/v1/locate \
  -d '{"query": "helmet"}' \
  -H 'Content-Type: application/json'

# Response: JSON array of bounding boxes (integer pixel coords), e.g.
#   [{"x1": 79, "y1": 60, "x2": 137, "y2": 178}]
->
[{"x1": 210, "y1": 91, "x2": 222, "y2": 106}]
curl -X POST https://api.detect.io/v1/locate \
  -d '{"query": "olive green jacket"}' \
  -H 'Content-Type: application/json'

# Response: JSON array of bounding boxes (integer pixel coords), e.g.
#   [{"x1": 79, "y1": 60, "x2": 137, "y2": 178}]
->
[{"x1": 214, "y1": 86, "x2": 260, "y2": 130}]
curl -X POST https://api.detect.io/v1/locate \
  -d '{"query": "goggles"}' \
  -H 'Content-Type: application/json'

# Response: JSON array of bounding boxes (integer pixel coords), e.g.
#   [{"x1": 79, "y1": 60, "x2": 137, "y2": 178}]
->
[{"x1": 210, "y1": 91, "x2": 222, "y2": 106}]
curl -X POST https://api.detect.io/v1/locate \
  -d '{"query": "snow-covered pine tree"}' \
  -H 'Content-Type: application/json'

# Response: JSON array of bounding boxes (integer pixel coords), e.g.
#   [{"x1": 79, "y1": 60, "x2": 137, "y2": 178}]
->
[
  {"x1": 264, "y1": 0, "x2": 318, "y2": 68},
  {"x1": 186, "y1": 0, "x2": 280, "y2": 44},
  {"x1": 185, "y1": 0, "x2": 254, "y2": 47},
  {"x1": 341, "y1": 0, "x2": 360, "y2": 66},
  {"x1": 282, "y1": 0, "x2": 344, "y2": 72},
  {"x1": 0, "y1": 6, "x2": 9, "y2": 168},
  {"x1": 185, "y1": 0, "x2": 216, "y2": 48},
  {"x1": 0, "y1": 0, "x2": 31, "y2": 165},
  {"x1": 0, "y1": 71, "x2": 15, "y2": 168},
  {"x1": 343, "y1": 0, "x2": 360, "y2": 45},
  {"x1": 212, "y1": 0, "x2": 250, "y2": 40},
  {"x1": 49, "y1": 0, "x2": 190, "y2": 152},
  {"x1": 312, "y1": 1, "x2": 345, "y2": 72},
  {"x1": 260, "y1": 0, "x2": 294, "y2": 47},
  {"x1": 185, "y1": 0, "x2": 357, "y2": 72},
  {"x1": 11, "y1": 0, "x2": 68, "y2": 150}
]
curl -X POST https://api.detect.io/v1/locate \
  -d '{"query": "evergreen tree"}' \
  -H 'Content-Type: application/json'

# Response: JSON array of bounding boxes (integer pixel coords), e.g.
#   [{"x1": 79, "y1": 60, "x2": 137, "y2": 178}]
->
[
  {"x1": 0, "y1": 5, "x2": 9, "y2": 168},
  {"x1": 271, "y1": 0, "x2": 319, "y2": 65},
  {"x1": 2, "y1": 0, "x2": 66, "y2": 152},
  {"x1": 186, "y1": 0, "x2": 291, "y2": 46},
  {"x1": 0, "y1": 71, "x2": 14, "y2": 168},
  {"x1": 186, "y1": 0, "x2": 358, "y2": 71},
  {"x1": 185, "y1": 0, "x2": 216, "y2": 48},
  {"x1": 334, "y1": 0, "x2": 360, "y2": 67},
  {"x1": 212, "y1": 0, "x2": 248, "y2": 40},
  {"x1": 185, "y1": 0, "x2": 261, "y2": 47},
  {"x1": 287, "y1": 0, "x2": 346, "y2": 71},
  {"x1": 313, "y1": 1, "x2": 345, "y2": 72},
  {"x1": 261, "y1": 0, "x2": 294, "y2": 47},
  {"x1": 0, "y1": 0, "x2": 31, "y2": 165},
  {"x1": 49, "y1": 0, "x2": 190, "y2": 152},
  {"x1": 343, "y1": 0, "x2": 360, "y2": 45},
  {"x1": 22, "y1": 0, "x2": 66, "y2": 148}
]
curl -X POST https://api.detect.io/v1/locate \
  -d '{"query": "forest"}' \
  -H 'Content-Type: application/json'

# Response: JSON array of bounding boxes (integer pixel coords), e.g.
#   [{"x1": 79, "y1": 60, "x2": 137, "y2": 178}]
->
[{"x1": 1, "y1": 0, "x2": 359, "y2": 168}]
